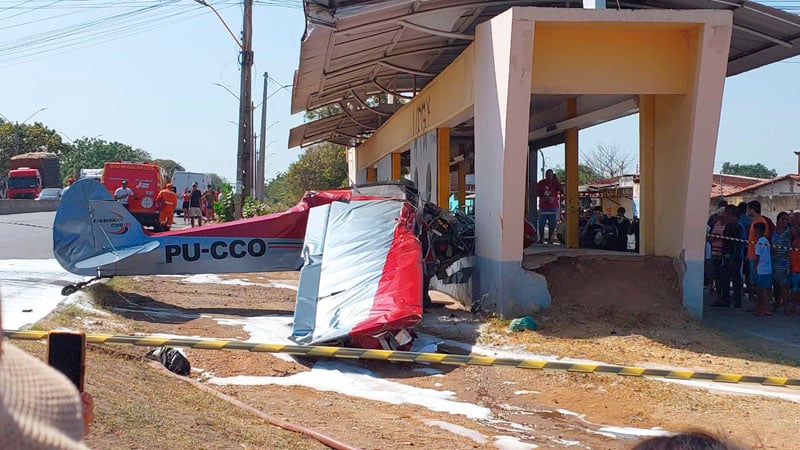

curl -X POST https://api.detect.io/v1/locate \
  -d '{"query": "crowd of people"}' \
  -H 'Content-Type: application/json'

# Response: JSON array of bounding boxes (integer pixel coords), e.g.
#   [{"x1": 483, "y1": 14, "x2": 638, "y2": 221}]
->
[{"x1": 705, "y1": 199, "x2": 800, "y2": 316}]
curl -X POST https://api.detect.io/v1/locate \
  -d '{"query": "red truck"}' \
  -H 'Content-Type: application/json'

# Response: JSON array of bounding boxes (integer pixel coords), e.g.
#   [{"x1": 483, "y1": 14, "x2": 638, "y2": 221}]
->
[
  {"x1": 7, "y1": 152, "x2": 61, "y2": 199},
  {"x1": 101, "y1": 161, "x2": 166, "y2": 230}
]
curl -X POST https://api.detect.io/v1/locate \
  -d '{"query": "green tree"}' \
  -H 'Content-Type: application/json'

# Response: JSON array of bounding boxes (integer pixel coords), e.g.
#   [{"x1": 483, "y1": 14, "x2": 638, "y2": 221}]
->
[
  {"x1": 208, "y1": 173, "x2": 226, "y2": 189},
  {"x1": 60, "y1": 137, "x2": 151, "y2": 181},
  {"x1": 283, "y1": 142, "x2": 349, "y2": 203},
  {"x1": 0, "y1": 120, "x2": 68, "y2": 174},
  {"x1": 721, "y1": 162, "x2": 776, "y2": 179},
  {"x1": 552, "y1": 164, "x2": 601, "y2": 185},
  {"x1": 152, "y1": 159, "x2": 184, "y2": 182}
]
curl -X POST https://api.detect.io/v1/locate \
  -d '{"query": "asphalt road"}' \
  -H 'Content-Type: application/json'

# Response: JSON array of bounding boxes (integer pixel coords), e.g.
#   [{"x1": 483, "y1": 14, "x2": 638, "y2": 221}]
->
[{"x1": 0, "y1": 211, "x2": 56, "y2": 259}]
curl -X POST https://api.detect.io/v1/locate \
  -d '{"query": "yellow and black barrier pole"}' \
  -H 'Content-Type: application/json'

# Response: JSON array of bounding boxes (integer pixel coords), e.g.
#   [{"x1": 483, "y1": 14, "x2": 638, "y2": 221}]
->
[{"x1": 5, "y1": 329, "x2": 800, "y2": 388}]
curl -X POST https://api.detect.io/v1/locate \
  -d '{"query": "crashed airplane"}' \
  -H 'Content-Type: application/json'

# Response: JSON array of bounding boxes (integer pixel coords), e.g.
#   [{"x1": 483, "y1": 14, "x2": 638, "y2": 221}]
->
[{"x1": 53, "y1": 179, "x2": 473, "y2": 349}]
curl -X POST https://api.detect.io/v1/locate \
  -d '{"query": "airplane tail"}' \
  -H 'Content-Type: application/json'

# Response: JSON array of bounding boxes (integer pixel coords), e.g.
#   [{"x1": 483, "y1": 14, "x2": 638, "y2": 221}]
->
[{"x1": 54, "y1": 179, "x2": 156, "y2": 276}]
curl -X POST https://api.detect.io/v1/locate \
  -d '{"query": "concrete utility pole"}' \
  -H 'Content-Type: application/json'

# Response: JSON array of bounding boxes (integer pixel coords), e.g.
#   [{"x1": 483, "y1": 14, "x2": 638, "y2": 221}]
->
[
  {"x1": 234, "y1": 0, "x2": 254, "y2": 219},
  {"x1": 256, "y1": 72, "x2": 268, "y2": 201}
]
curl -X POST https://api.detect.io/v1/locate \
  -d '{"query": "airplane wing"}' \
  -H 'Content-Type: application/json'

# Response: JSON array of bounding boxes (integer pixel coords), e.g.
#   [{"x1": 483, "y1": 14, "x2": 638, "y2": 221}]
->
[{"x1": 292, "y1": 198, "x2": 423, "y2": 347}]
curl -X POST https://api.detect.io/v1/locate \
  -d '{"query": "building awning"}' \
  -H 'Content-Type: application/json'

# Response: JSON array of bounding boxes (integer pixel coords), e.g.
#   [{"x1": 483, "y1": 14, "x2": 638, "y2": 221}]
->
[{"x1": 290, "y1": 0, "x2": 800, "y2": 149}]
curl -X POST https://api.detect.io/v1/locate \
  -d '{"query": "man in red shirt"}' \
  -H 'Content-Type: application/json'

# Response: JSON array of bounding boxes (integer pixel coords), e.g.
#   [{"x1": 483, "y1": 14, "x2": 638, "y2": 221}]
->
[{"x1": 536, "y1": 169, "x2": 563, "y2": 244}]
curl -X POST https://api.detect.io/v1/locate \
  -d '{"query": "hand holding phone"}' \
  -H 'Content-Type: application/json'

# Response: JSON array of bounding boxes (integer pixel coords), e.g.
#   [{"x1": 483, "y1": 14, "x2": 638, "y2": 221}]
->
[{"x1": 47, "y1": 331, "x2": 86, "y2": 392}]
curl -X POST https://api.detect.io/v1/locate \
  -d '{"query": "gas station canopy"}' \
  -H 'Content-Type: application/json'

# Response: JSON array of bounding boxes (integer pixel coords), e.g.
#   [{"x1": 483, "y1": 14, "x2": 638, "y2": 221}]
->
[{"x1": 289, "y1": 0, "x2": 800, "y2": 149}]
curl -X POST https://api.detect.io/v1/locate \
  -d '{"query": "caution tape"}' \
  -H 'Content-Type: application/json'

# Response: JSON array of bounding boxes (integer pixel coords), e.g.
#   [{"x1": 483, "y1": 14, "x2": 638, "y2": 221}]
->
[
  {"x1": 5, "y1": 329, "x2": 800, "y2": 388},
  {"x1": 706, "y1": 233, "x2": 799, "y2": 252}
]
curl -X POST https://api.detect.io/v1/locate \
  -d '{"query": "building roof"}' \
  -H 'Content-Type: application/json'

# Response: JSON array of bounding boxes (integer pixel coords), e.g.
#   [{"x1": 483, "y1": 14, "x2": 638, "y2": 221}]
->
[
  {"x1": 718, "y1": 174, "x2": 800, "y2": 197},
  {"x1": 290, "y1": 0, "x2": 800, "y2": 149},
  {"x1": 710, "y1": 173, "x2": 767, "y2": 197}
]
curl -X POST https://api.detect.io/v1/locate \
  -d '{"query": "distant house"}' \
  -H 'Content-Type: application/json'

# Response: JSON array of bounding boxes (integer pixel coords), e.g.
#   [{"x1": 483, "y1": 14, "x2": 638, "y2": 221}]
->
[
  {"x1": 709, "y1": 173, "x2": 766, "y2": 199},
  {"x1": 715, "y1": 174, "x2": 800, "y2": 218}
]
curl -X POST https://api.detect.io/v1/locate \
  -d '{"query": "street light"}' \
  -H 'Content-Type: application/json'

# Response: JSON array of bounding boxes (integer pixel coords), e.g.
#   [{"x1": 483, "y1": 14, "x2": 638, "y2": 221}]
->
[
  {"x1": 22, "y1": 107, "x2": 47, "y2": 125},
  {"x1": 3, "y1": 107, "x2": 48, "y2": 153}
]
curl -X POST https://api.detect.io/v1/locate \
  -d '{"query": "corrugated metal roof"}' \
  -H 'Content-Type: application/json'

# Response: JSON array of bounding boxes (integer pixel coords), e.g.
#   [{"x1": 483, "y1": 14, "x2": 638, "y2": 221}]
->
[{"x1": 290, "y1": 0, "x2": 800, "y2": 149}]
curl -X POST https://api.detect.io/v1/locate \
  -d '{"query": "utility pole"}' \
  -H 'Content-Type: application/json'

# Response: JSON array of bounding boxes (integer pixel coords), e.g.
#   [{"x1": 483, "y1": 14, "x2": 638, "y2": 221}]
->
[
  {"x1": 234, "y1": 0, "x2": 254, "y2": 219},
  {"x1": 257, "y1": 71, "x2": 268, "y2": 201}
]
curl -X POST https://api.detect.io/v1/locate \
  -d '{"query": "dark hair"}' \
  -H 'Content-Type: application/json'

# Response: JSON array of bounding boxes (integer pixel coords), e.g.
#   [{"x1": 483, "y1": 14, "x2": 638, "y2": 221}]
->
[
  {"x1": 754, "y1": 221, "x2": 766, "y2": 235},
  {"x1": 717, "y1": 199, "x2": 728, "y2": 208},
  {"x1": 777, "y1": 211, "x2": 789, "y2": 222},
  {"x1": 593, "y1": 206, "x2": 603, "y2": 212},
  {"x1": 631, "y1": 431, "x2": 744, "y2": 450},
  {"x1": 724, "y1": 204, "x2": 737, "y2": 216},
  {"x1": 617, "y1": 207, "x2": 626, "y2": 215},
  {"x1": 737, "y1": 202, "x2": 748, "y2": 215},
  {"x1": 748, "y1": 200, "x2": 761, "y2": 214}
]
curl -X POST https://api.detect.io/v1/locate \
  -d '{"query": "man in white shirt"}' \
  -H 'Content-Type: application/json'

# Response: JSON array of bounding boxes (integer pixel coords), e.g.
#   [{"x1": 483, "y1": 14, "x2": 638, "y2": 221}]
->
[{"x1": 113, "y1": 180, "x2": 134, "y2": 209}]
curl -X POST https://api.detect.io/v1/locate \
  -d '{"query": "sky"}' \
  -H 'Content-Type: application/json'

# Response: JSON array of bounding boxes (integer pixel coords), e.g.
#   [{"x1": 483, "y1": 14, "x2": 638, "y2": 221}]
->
[{"x1": 0, "y1": 1, "x2": 798, "y2": 182}]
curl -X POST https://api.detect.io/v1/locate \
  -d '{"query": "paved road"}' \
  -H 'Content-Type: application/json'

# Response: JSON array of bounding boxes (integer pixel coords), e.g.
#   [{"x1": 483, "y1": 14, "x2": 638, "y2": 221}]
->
[{"x1": 0, "y1": 211, "x2": 56, "y2": 259}]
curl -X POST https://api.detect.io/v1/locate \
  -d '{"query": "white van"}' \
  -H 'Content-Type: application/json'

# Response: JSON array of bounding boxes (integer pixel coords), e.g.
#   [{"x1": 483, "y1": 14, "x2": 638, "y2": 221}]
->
[{"x1": 171, "y1": 171, "x2": 212, "y2": 199}]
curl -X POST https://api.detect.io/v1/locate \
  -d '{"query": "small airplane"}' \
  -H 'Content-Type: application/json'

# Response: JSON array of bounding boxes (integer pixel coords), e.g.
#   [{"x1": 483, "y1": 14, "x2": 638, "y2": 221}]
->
[{"x1": 53, "y1": 179, "x2": 430, "y2": 348}]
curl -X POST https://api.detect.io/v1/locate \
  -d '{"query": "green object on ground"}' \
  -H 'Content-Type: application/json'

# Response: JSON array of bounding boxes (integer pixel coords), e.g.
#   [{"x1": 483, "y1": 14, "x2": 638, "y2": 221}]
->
[{"x1": 508, "y1": 316, "x2": 538, "y2": 332}]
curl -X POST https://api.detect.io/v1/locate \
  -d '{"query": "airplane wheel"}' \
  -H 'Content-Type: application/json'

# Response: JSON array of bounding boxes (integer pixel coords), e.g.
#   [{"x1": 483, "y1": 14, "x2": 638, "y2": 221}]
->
[{"x1": 61, "y1": 285, "x2": 78, "y2": 296}]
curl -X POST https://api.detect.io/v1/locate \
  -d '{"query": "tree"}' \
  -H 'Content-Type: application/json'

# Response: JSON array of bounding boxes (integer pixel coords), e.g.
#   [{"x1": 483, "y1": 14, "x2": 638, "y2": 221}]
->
[
  {"x1": 208, "y1": 173, "x2": 226, "y2": 189},
  {"x1": 0, "y1": 120, "x2": 68, "y2": 175},
  {"x1": 721, "y1": 162, "x2": 776, "y2": 179},
  {"x1": 277, "y1": 143, "x2": 349, "y2": 204},
  {"x1": 581, "y1": 143, "x2": 634, "y2": 179},
  {"x1": 152, "y1": 159, "x2": 184, "y2": 182},
  {"x1": 264, "y1": 171, "x2": 291, "y2": 205},
  {"x1": 60, "y1": 137, "x2": 151, "y2": 181},
  {"x1": 552, "y1": 164, "x2": 601, "y2": 185}
]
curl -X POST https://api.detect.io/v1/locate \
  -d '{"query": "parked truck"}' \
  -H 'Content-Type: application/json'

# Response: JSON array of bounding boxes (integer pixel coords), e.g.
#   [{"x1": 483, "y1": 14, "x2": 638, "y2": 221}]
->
[{"x1": 7, "y1": 152, "x2": 61, "y2": 199}]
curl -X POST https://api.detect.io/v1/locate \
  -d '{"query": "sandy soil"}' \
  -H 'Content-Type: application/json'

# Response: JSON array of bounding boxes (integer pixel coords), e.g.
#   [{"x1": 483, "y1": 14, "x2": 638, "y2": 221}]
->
[{"x1": 35, "y1": 260, "x2": 800, "y2": 449}]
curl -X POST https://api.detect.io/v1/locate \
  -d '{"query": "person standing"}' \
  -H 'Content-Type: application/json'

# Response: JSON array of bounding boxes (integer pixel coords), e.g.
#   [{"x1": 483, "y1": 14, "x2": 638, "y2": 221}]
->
[
  {"x1": 188, "y1": 182, "x2": 203, "y2": 227},
  {"x1": 155, "y1": 183, "x2": 178, "y2": 231},
  {"x1": 113, "y1": 180, "x2": 134, "y2": 209},
  {"x1": 771, "y1": 212, "x2": 792, "y2": 314},
  {"x1": 181, "y1": 188, "x2": 191, "y2": 224},
  {"x1": 746, "y1": 200, "x2": 772, "y2": 308},
  {"x1": 202, "y1": 185, "x2": 216, "y2": 223},
  {"x1": 536, "y1": 169, "x2": 563, "y2": 244},
  {"x1": 753, "y1": 221, "x2": 772, "y2": 316},
  {"x1": 611, "y1": 207, "x2": 631, "y2": 252}
]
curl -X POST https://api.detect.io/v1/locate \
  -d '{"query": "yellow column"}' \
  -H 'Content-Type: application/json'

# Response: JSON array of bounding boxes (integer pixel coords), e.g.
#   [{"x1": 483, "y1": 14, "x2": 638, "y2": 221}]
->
[
  {"x1": 565, "y1": 98, "x2": 579, "y2": 248},
  {"x1": 391, "y1": 153, "x2": 402, "y2": 180},
  {"x1": 639, "y1": 95, "x2": 655, "y2": 255},
  {"x1": 437, "y1": 128, "x2": 450, "y2": 207},
  {"x1": 457, "y1": 159, "x2": 467, "y2": 209},
  {"x1": 366, "y1": 167, "x2": 376, "y2": 183}
]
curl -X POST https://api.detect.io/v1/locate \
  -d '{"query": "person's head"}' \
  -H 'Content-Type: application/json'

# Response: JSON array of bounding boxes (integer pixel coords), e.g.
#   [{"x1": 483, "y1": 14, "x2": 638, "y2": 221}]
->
[
  {"x1": 777, "y1": 211, "x2": 790, "y2": 228},
  {"x1": 631, "y1": 431, "x2": 743, "y2": 450},
  {"x1": 724, "y1": 204, "x2": 737, "y2": 221},
  {"x1": 207, "y1": 184, "x2": 212, "y2": 190},
  {"x1": 67, "y1": 177, "x2": 74, "y2": 185},
  {"x1": 617, "y1": 207, "x2": 626, "y2": 217},
  {"x1": 183, "y1": 187, "x2": 189, "y2": 193},
  {"x1": 192, "y1": 182, "x2": 198, "y2": 190},
  {"x1": 121, "y1": 180, "x2": 127, "y2": 187},
  {"x1": 737, "y1": 202, "x2": 748, "y2": 217},
  {"x1": 747, "y1": 200, "x2": 761, "y2": 217},
  {"x1": 166, "y1": 183, "x2": 172, "y2": 191},
  {"x1": 545, "y1": 169, "x2": 554, "y2": 180},
  {"x1": 754, "y1": 221, "x2": 766, "y2": 238}
]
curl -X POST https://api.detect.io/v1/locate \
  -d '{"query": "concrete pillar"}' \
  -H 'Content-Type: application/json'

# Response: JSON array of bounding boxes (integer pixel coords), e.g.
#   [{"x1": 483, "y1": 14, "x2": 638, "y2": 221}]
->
[
  {"x1": 376, "y1": 154, "x2": 393, "y2": 181},
  {"x1": 474, "y1": 9, "x2": 550, "y2": 316},
  {"x1": 565, "y1": 98, "x2": 579, "y2": 248},
  {"x1": 457, "y1": 159, "x2": 467, "y2": 210},
  {"x1": 392, "y1": 153, "x2": 402, "y2": 180},
  {"x1": 347, "y1": 147, "x2": 358, "y2": 185},
  {"x1": 437, "y1": 128, "x2": 451, "y2": 207},
  {"x1": 638, "y1": 94, "x2": 656, "y2": 255},
  {"x1": 356, "y1": 168, "x2": 367, "y2": 184}
]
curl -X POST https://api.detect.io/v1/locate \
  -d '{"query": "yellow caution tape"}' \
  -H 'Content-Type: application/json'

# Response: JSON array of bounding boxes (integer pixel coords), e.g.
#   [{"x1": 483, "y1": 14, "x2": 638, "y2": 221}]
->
[{"x1": 5, "y1": 329, "x2": 799, "y2": 388}]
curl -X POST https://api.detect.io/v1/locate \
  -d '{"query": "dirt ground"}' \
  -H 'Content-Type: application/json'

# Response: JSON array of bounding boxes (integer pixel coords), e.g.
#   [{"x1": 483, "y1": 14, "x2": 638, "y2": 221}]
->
[{"x1": 18, "y1": 257, "x2": 800, "y2": 449}]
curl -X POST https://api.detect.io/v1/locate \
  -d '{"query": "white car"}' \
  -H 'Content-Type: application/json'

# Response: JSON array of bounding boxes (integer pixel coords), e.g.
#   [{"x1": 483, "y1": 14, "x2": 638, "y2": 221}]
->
[{"x1": 36, "y1": 188, "x2": 62, "y2": 201}]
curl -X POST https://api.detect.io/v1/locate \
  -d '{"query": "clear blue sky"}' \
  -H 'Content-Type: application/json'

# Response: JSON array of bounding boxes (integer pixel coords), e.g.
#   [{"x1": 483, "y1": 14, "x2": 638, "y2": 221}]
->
[{"x1": 0, "y1": 1, "x2": 798, "y2": 182}]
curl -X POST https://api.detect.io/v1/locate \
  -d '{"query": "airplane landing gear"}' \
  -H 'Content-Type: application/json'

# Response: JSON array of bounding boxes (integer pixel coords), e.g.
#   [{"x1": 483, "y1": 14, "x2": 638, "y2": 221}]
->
[{"x1": 61, "y1": 275, "x2": 112, "y2": 296}]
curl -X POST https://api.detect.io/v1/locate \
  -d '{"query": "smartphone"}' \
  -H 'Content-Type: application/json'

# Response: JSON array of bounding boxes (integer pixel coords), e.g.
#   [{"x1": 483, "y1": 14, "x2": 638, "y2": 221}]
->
[{"x1": 47, "y1": 331, "x2": 86, "y2": 392}]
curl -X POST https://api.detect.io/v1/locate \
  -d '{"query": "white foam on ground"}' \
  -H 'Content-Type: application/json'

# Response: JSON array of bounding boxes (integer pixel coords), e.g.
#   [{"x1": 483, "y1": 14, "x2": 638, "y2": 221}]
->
[
  {"x1": 513, "y1": 390, "x2": 538, "y2": 395},
  {"x1": 658, "y1": 378, "x2": 800, "y2": 403},
  {"x1": 0, "y1": 259, "x2": 85, "y2": 329},
  {"x1": 596, "y1": 426, "x2": 672, "y2": 439},
  {"x1": 212, "y1": 315, "x2": 299, "y2": 362},
  {"x1": 209, "y1": 359, "x2": 491, "y2": 419},
  {"x1": 269, "y1": 282, "x2": 298, "y2": 291},
  {"x1": 494, "y1": 436, "x2": 539, "y2": 449},
  {"x1": 180, "y1": 274, "x2": 261, "y2": 286},
  {"x1": 423, "y1": 419, "x2": 488, "y2": 444}
]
